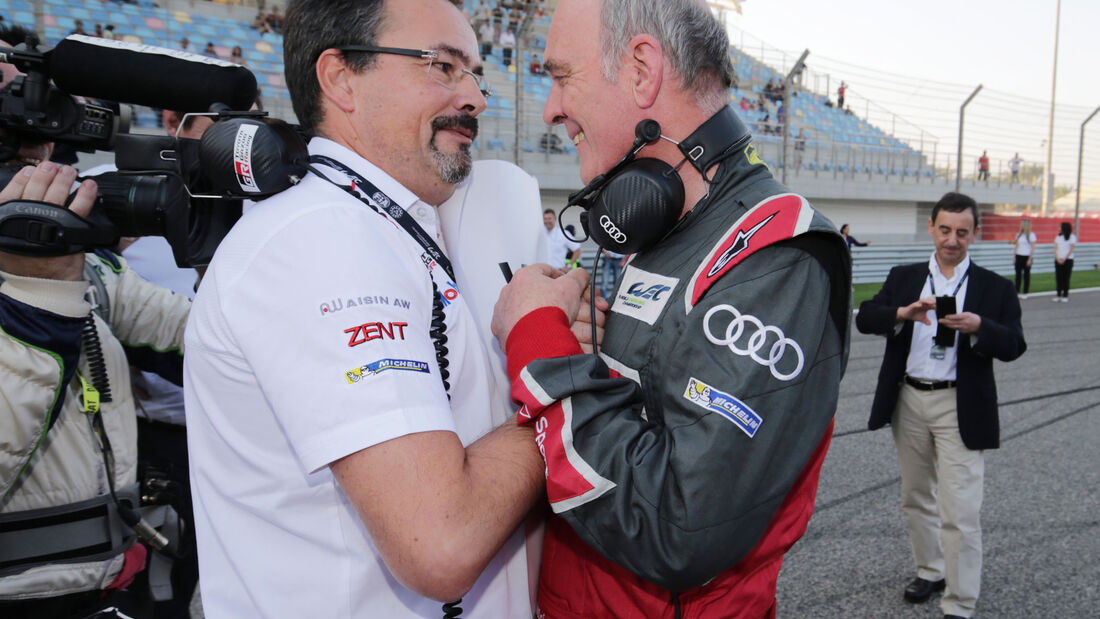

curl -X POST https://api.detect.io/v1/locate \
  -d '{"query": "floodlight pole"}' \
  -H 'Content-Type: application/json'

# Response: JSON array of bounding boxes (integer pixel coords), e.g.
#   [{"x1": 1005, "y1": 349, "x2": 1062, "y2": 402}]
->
[
  {"x1": 956, "y1": 84, "x2": 983, "y2": 193},
  {"x1": 1041, "y1": 0, "x2": 1061, "y2": 215},
  {"x1": 781, "y1": 49, "x2": 809, "y2": 184},
  {"x1": 1074, "y1": 105, "x2": 1100, "y2": 233}
]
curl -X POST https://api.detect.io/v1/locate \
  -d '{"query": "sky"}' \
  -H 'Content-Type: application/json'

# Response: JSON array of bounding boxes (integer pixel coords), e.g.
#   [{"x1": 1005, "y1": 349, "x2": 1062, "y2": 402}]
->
[{"x1": 719, "y1": 0, "x2": 1100, "y2": 193}]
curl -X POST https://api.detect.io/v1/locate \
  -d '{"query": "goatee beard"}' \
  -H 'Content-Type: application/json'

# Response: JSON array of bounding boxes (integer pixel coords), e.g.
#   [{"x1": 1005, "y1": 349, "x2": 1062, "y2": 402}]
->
[{"x1": 430, "y1": 114, "x2": 479, "y2": 183}]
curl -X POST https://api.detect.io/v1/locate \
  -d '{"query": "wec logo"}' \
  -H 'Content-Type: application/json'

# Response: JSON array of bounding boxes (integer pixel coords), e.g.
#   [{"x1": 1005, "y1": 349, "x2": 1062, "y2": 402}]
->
[
  {"x1": 627, "y1": 282, "x2": 672, "y2": 301},
  {"x1": 599, "y1": 215, "x2": 627, "y2": 244}
]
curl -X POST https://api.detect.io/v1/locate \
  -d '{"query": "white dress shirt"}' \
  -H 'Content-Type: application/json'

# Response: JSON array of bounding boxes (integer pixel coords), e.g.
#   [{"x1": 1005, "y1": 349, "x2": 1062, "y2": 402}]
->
[{"x1": 905, "y1": 253, "x2": 971, "y2": 381}]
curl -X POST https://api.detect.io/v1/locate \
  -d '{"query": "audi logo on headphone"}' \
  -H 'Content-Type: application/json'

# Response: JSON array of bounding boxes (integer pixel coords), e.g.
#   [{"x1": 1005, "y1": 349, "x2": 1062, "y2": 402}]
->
[
  {"x1": 702, "y1": 304, "x2": 804, "y2": 381},
  {"x1": 599, "y1": 214, "x2": 627, "y2": 244}
]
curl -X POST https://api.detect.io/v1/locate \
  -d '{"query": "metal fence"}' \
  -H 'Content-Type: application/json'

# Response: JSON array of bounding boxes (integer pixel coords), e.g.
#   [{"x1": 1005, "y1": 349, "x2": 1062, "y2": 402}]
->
[
  {"x1": 849, "y1": 242, "x2": 1100, "y2": 284},
  {"x1": 574, "y1": 242, "x2": 1100, "y2": 288}
]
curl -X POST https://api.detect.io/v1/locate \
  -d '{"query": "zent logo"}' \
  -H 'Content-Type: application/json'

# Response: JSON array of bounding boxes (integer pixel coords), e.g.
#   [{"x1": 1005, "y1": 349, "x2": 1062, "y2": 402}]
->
[
  {"x1": 599, "y1": 215, "x2": 627, "y2": 244},
  {"x1": 344, "y1": 321, "x2": 408, "y2": 347},
  {"x1": 345, "y1": 358, "x2": 429, "y2": 384},
  {"x1": 702, "y1": 304, "x2": 804, "y2": 381}
]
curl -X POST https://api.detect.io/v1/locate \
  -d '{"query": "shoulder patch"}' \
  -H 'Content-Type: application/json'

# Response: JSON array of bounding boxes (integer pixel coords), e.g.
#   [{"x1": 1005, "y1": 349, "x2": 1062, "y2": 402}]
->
[
  {"x1": 610, "y1": 264, "x2": 679, "y2": 325},
  {"x1": 683, "y1": 377, "x2": 762, "y2": 438},
  {"x1": 684, "y1": 193, "x2": 815, "y2": 313}
]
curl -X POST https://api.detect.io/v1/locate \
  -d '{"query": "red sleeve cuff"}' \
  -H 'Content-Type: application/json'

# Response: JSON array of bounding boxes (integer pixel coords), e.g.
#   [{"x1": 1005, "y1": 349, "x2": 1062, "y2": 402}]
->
[{"x1": 504, "y1": 306, "x2": 583, "y2": 382}]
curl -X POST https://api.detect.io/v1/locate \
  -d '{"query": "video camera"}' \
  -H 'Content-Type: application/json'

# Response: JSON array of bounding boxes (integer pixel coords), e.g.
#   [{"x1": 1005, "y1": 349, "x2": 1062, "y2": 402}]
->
[{"x1": 0, "y1": 35, "x2": 309, "y2": 267}]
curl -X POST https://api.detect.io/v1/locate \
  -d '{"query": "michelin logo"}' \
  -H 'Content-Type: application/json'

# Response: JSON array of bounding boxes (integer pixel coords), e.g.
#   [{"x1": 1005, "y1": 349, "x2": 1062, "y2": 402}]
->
[
  {"x1": 345, "y1": 358, "x2": 429, "y2": 383},
  {"x1": 683, "y1": 377, "x2": 762, "y2": 438}
]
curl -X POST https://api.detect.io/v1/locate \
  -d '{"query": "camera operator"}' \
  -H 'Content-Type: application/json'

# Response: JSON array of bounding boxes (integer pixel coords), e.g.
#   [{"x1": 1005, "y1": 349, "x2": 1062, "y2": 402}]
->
[{"x1": 0, "y1": 25, "x2": 191, "y2": 619}]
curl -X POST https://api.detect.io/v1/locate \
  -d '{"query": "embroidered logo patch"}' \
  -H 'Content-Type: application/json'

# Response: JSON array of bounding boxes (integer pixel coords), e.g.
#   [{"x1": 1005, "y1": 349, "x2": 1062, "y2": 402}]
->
[
  {"x1": 610, "y1": 265, "x2": 679, "y2": 325},
  {"x1": 345, "y1": 358, "x2": 429, "y2": 383},
  {"x1": 683, "y1": 377, "x2": 762, "y2": 438}
]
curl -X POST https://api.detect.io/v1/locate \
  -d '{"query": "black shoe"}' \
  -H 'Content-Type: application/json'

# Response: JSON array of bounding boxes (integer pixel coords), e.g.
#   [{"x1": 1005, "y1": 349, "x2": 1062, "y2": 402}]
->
[
  {"x1": 944, "y1": 615, "x2": 967, "y2": 619},
  {"x1": 903, "y1": 577, "x2": 945, "y2": 603}
]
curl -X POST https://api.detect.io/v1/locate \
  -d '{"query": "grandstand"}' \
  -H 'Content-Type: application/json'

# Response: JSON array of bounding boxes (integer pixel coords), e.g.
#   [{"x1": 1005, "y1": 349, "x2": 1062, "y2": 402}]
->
[{"x1": 3, "y1": 0, "x2": 1084, "y2": 243}]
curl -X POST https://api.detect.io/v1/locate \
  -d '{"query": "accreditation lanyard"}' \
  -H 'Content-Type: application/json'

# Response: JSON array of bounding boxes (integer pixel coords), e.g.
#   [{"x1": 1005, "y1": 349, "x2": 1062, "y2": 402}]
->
[
  {"x1": 309, "y1": 155, "x2": 456, "y2": 282},
  {"x1": 927, "y1": 266, "x2": 969, "y2": 298}
]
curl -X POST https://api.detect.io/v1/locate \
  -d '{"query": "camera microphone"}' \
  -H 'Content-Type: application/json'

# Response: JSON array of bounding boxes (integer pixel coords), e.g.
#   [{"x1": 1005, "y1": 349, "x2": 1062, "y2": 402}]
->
[{"x1": 47, "y1": 35, "x2": 257, "y2": 112}]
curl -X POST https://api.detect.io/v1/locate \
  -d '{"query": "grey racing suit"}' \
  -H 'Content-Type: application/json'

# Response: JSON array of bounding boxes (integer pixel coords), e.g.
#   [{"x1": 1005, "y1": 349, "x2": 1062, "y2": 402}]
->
[{"x1": 504, "y1": 141, "x2": 851, "y2": 617}]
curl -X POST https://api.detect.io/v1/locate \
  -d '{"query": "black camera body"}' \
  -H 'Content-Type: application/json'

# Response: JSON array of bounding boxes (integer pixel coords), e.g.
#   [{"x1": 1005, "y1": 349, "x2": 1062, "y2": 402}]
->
[{"x1": 0, "y1": 37, "x2": 308, "y2": 267}]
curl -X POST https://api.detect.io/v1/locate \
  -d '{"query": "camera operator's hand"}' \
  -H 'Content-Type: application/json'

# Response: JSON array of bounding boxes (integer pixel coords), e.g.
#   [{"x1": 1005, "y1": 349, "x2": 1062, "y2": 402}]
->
[{"x1": 0, "y1": 162, "x2": 97, "y2": 281}]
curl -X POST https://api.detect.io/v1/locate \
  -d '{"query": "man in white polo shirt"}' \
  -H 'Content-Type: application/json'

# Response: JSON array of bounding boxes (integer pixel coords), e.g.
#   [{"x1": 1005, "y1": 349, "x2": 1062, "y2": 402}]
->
[{"x1": 184, "y1": 1, "x2": 586, "y2": 617}]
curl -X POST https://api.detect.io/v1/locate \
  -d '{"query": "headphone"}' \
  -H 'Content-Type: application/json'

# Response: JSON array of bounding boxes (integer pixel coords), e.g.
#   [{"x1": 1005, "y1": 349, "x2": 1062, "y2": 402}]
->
[{"x1": 566, "y1": 105, "x2": 751, "y2": 254}]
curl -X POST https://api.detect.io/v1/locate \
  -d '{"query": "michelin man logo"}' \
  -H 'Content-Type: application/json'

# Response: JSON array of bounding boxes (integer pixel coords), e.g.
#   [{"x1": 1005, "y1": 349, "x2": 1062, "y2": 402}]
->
[{"x1": 683, "y1": 377, "x2": 762, "y2": 438}]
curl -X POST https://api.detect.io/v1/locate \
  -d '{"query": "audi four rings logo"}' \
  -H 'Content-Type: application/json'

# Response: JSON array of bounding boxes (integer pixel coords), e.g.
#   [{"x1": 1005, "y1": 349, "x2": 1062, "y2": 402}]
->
[
  {"x1": 599, "y1": 215, "x2": 627, "y2": 243},
  {"x1": 703, "y1": 304, "x2": 805, "y2": 381}
]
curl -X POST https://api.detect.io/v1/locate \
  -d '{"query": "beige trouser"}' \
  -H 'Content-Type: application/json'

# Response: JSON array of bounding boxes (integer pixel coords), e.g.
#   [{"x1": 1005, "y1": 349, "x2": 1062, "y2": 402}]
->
[{"x1": 892, "y1": 384, "x2": 985, "y2": 618}]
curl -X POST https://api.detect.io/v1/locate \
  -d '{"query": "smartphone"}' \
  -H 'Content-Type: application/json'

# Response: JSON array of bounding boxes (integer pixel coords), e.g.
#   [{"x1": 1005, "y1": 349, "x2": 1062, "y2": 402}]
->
[{"x1": 934, "y1": 295, "x2": 957, "y2": 347}]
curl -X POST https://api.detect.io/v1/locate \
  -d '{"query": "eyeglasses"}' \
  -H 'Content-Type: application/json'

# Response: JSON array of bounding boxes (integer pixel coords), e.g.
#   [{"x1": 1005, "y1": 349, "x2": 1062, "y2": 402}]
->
[{"x1": 338, "y1": 45, "x2": 493, "y2": 99}]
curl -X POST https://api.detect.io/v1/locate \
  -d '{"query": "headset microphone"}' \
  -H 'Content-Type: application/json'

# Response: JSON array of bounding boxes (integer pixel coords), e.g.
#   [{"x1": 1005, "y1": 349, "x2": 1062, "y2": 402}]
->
[
  {"x1": 567, "y1": 107, "x2": 751, "y2": 256},
  {"x1": 569, "y1": 119, "x2": 684, "y2": 255}
]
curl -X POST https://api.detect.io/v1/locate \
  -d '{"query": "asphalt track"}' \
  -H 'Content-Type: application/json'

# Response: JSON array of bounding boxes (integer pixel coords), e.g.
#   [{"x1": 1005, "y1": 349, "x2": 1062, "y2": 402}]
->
[
  {"x1": 190, "y1": 289, "x2": 1098, "y2": 618},
  {"x1": 776, "y1": 287, "x2": 1100, "y2": 618}
]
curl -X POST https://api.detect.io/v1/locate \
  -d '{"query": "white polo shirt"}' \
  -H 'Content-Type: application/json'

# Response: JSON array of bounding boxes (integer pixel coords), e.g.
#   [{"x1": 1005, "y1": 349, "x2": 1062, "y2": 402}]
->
[{"x1": 184, "y1": 138, "x2": 529, "y2": 618}]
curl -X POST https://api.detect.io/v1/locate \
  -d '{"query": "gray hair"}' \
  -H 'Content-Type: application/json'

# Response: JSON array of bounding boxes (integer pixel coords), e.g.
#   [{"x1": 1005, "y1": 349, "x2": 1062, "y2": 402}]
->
[{"x1": 599, "y1": 0, "x2": 733, "y2": 112}]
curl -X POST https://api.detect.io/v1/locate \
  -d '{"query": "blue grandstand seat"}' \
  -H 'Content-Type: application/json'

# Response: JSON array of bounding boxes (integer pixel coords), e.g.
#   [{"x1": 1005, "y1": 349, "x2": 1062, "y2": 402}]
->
[{"x1": 487, "y1": 138, "x2": 506, "y2": 151}]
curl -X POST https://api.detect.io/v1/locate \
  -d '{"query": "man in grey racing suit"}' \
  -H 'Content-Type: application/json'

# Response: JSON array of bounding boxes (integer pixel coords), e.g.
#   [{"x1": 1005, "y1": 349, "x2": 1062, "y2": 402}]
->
[{"x1": 490, "y1": 1, "x2": 852, "y2": 616}]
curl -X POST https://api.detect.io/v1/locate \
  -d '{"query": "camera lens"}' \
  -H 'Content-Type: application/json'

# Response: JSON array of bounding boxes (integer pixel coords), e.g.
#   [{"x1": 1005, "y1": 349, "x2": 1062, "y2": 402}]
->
[{"x1": 91, "y1": 172, "x2": 187, "y2": 237}]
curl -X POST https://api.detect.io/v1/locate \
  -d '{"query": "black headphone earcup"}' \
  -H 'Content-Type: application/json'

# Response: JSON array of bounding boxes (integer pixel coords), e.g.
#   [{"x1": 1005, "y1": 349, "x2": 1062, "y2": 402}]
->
[
  {"x1": 588, "y1": 158, "x2": 684, "y2": 254},
  {"x1": 199, "y1": 118, "x2": 309, "y2": 198}
]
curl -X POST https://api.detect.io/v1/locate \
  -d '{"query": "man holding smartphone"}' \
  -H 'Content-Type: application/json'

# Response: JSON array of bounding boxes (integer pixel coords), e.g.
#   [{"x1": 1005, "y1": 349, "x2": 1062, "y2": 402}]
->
[{"x1": 856, "y1": 192, "x2": 1026, "y2": 619}]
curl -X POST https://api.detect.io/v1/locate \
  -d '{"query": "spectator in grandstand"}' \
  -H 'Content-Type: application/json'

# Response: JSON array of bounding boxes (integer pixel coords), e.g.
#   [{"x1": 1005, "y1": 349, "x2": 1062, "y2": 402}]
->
[
  {"x1": 1053, "y1": 222, "x2": 1077, "y2": 302},
  {"x1": 1011, "y1": 219, "x2": 1036, "y2": 298},
  {"x1": 478, "y1": 19, "x2": 494, "y2": 60},
  {"x1": 472, "y1": 0, "x2": 490, "y2": 29},
  {"x1": 978, "y1": 150, "x2": 990, "y2": 181},
  {"x1": 519, "y1": 0, "x2": 851, "y2": 616},
  {"x1": 837, "y1": 80, "x2": 846, "y2": 108},
  {"x1": 70, "y1": 19, "x2": 87, "y2": 36},
  {"x1": 739, "y1": 95, "x2": 751, "y2": 112},
  {"x1": 230, "y1": 44, "x2": 246, "y2": 66},
  {"x1": 840, "y1": 223, "x2": 870, "y2": 248},
  {"x1": 266, "y1": 6, "x2": 284, "y2": 34},
  {"x1": 857, "y1": 192, "x2": 1025, "y2": 619},
  {"x1": 252, "y1": 11, "x2": 275, "y2": 37},
  {"x1": 529, "y1": 54, "x2": 544, "y2": 75},
  {"x1": 539, "y1": 132, "x2": 564, "y2": 153},
  {"x1": 104, "y1": 24, "x2": 116, "y2": 40},
  {"x1": 1009, "y1": 152, "x2": 1022, "y2": 183},
  {"x1": 757, "y1": 112, "x2": 773, "y2": 135},
  {"x1": 179, "y1": 36, "x2": 189, "y2": 51},
  {"x1": 776, "y1": 100, "x2": 786, "y2": 127},
  {"x1": 500, "y1": 27, "x2": 516, "y2": 66},
  {"x1": 202, "y1": 41, "x2": 218, "y2": 58},
  {"x1": 93, "y1": 23, "x2": 104, "y2": 38}
]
